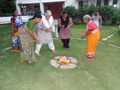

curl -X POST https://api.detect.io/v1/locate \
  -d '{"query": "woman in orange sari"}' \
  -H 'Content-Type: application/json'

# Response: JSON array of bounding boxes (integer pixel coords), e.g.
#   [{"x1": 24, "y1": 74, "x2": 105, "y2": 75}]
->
[{"x1": 81, "y1": 15, "x2": 100, "y2": 60}]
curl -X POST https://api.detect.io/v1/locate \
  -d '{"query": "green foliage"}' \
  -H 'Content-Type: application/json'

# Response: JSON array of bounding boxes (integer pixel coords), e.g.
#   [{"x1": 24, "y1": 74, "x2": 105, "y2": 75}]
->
[
  {"x1": 88, "y1": 5, "x2": 99, "y2": 16},
  {"x1": 77, "y1": 5, "x2": 119, "y2": 23},
  {"x1": 35, "y1": 8, "x2": 41, "y2": 14},
  {"x1": 112, "y1": 8, "x2": 120, "y2": 24},
  {"x1": 64, "y1": 6, "x2": 77, "y2": 19},
  {"x1": 100, "y1": 5, "x2": 115, "y2": 22},
  {"x1": 18, "y1": 3, "x2": 23, "y2": 7},
  {"x1": 0, "y1": 0, "x2": 16, "y2": 17},
  {"x1": 77, "y1": 5, "x2": 98, "y2": 21}
]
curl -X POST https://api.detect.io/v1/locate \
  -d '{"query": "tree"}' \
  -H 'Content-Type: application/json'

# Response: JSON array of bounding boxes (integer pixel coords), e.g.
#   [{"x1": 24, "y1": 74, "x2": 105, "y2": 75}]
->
[{"x1": 0, "y1": 0, "x2": 16, "y2": 15}]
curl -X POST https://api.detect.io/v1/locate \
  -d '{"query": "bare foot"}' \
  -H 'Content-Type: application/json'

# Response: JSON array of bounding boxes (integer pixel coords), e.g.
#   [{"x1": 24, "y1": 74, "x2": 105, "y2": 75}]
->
[
  {"x1": 36, "y1": 53, "x2": 41, "y2": 56},
  {"x1": 20, "y1": 60, "x2": 25, "y2": 63},
  {"x1": 52, "y1": 50, "x2": 56, "y2": 53}
]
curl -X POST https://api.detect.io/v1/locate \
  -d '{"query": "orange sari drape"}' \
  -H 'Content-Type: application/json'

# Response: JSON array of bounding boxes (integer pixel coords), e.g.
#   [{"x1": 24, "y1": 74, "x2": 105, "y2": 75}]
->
[{"x1": 86, "y1": 29, "x2": 100, "y2": 57}]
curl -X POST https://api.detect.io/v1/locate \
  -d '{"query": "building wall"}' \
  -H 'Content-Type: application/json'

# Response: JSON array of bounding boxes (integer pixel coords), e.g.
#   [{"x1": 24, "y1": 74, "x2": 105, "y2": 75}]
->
[
  {"x1": 16, "y1": 0, "x2": 40, "y2": 4},
  {"x1": 16, "y1": 0, "x2": 120, "y2": 15},
  {"x1": 89, "y1": 0, "x2": 97, "y2": 6},
  {"x1": 64, "y1": 0, "x2": 79, "y2": 9}
]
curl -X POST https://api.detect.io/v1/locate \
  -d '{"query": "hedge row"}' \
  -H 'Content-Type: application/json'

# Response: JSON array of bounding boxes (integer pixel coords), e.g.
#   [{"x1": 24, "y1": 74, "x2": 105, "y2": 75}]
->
[{"x1": 64, "y1": 5, "x2": 120, "y2": 24}]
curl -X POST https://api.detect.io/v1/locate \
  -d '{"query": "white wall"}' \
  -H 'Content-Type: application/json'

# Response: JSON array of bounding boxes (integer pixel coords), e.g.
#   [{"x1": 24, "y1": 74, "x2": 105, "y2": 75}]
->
[
  {"x1": 89, "y1": 0, "x2": 96, "y2": 6},
  {"x1": 64, "y1": 0, "x2": 79, "y2": 9},
  {"x1": 117, "y1": 0, "x2": 120, "y2": 8},
  {"x1": 16, "y1": 0, "x2": 40, "y2": 4},
  {"x1": 109, "y1": 0, "x2": 113, "y2": 5},
  {"x1": 0, "y1": 16, "x2": 30, "y2": 24}
]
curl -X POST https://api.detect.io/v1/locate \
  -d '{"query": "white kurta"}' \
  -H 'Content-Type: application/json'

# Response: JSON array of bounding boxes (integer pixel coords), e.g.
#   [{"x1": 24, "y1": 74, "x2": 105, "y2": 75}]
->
[
  {"x1": 35, "y1": 15, "x2": 55, "y2": 54},
  {"x1": 37, "y1": 15, "x2": 54, "y2": 44}
]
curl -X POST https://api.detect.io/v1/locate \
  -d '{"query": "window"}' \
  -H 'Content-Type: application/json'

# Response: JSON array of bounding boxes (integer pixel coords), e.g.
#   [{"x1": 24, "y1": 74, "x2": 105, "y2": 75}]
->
[
  {"x1": 97, "y1": 0, "x2": 101, "y2": 6},
  {"x1": 79, "y1": 1, "x2": 83, "y2": 7},
  {"x1": 113, "y1": 0, "x2": 118, "y2": 5},
  {"x1": 79, "y1": 0, "x2": 89, "y2": 7},
  {"x1": 104, "y1": 0, "x2": 110, "y2": 5},
  {"x1": 113, "y1": 0, "x2": 118, "y2": 7}
]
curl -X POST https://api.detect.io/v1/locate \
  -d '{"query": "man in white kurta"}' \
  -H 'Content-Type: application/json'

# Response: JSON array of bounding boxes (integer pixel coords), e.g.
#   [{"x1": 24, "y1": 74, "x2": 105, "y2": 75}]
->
[{"x1": 35, "y1": 10, "x2": 55, "y2": 55}]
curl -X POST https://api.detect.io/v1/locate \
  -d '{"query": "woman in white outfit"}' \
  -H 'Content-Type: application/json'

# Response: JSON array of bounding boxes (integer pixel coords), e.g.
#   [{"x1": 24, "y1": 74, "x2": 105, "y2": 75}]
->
[
  {"x1": 91, "y1": 11, "x2": 102, "y2": 30},
  {"x1": 35, "y1": 10, "x2": 56, "y2": 56}
]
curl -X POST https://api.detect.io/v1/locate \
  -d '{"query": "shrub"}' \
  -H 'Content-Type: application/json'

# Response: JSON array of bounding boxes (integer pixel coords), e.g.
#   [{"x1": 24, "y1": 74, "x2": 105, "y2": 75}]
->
[
  {"x1": 88, "y1": 5, "x2": 99, "y2": 16},
  {"x1": 100, "y1": 5, "x2": 115, "y2": 22},
  {"x1": 77, "y1": 5, "x2": 98, "y2": 21},
  {"x1": 64, "y1": 6, "x2": 77, "y2": 19},
  {"x1": 112, "y1": 8, "x2": 120, "y2": 24},
  {"x1": 77, "y1": 5, "x2": 118, "y2": 23},
  {"x1": 35, "y1": 8, "x2": 41, "y2": 14},
  {"x1": 18, "y1": 3, "x2": 23, "y2": 7}
]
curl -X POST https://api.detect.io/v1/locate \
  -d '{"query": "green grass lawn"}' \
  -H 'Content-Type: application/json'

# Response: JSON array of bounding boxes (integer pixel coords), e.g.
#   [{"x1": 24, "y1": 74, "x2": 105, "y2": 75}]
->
[{"x1": 0, "y1": 24, "x2": 120, "y2": 90}]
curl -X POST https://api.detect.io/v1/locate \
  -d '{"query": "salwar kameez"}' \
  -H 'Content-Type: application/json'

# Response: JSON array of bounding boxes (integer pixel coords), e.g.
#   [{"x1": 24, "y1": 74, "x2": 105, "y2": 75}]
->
[{"x1": 58, "y1": 17, "x2": 72, "y2": 48}]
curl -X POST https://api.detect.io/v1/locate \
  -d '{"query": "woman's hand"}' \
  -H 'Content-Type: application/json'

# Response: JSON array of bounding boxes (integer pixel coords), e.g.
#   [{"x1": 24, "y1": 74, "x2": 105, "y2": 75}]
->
[
  {"x1": 46, "y1": 28, "x2": 51, "y2": 32},
  {"x1": 61, "y1": 25, "x2": 64, "y2": 28},
  {"x1": 80, "y1": 31, "x2": 86, "y2": 34},
  {"x1": 12, "y1": 32, "x2": 15, "y2": 36},
  {"x1": 49, "y1": 27, "x2": 52, "y2": 29},
  {"x1": 35, "y1": 38, "x2": 40, "y2": 44},
  {"x1": 82, "y1": 35, "x2": 86, "y2": 38},
  {"x1": 66, "y1": 25, "x2": 70, "y2": 30}
]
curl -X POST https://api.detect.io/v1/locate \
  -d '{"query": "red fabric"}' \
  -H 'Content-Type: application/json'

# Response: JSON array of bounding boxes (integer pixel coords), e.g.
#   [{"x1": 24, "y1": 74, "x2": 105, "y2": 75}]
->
[
  {"x1": 87, "y1": 21, "x2": 100, "y2": 32},
  {"x1": 11, "y1": 17, "x2": 16, "y2": 23}
]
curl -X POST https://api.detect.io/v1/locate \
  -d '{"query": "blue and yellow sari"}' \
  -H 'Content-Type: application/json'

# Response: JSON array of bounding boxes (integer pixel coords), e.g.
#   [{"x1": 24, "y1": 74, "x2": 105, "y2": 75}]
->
[{"x1": 11, "y1": 16, "x2": 23, "y2": 52}]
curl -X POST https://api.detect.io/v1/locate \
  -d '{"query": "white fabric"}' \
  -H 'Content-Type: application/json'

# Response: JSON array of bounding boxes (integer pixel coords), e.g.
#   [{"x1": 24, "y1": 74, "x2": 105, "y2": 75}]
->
[
  {"x1": 42, "y1": 15, "x2": 55, "y2": 32},
  {"x1": 55, "y1": 26, "x2": 59, "y2": 37},
  {"x1": 0, "y1": 16, "x2": 29, "y2": 24},
  {"x1": 37, "y1": 20, "x2": 53, "y2": 44},
  {"x1": 93, "y1": 20, "x2": 99, "y2": 27},
  {"x1": 14, "y1": 16, "x2": 23, "y2": 27},
  {"x1": 35, "y1": 42, "x2": 55, "y2": 54}
]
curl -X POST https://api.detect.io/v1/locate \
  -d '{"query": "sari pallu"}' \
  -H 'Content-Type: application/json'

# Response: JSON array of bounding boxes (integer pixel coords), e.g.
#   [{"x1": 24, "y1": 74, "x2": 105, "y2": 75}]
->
[
  {"x1": 11, "y1": 16, "x2": 23, "y2": 52},
  {"x1": 86, "y1": 29, "x2": 100, "y2": 57},
  {"x1": 18, "y1": 27, "x2": 36, "y2": 63}
]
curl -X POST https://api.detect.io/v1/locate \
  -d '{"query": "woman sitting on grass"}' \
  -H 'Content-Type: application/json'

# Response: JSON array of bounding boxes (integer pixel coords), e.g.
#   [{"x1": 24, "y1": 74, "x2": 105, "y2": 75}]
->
[
  {"x1": 80, "y1": 15, "x2": 100, "y2": 60},
  {"x1": 18, "y1": 14, "x2": 42, "y2": 64}
]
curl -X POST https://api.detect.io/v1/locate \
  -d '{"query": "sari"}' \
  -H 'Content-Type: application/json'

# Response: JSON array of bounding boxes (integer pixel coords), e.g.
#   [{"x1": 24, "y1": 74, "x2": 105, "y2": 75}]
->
[
  {"x1": 11, "y1": 16, "x2": 23, "y2": 52},
  {"x1": 18, "y1": 20, "x2": 36, "y2": 63},
  {"x1": 86, "y1": 21, "x2": 100, "y2": 57}
]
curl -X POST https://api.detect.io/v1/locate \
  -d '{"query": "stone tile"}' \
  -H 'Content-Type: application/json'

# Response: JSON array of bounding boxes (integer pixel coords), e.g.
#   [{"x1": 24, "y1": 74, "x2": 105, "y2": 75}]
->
[
  {"x1": 60, "y1": 64, "x2": 76, "y2": 69},
  {"x1": 68, "y1": 57, "x2": 78, "y2": 64},
  {"x1": 50, "y1": 59, "x2": 60, "y2": 68},
  {"x1": 54, "y1": 56, "x2": 60, "y2": 60}
]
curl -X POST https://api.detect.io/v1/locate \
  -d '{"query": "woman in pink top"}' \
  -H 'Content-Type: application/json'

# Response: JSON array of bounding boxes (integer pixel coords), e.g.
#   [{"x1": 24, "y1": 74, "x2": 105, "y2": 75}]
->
[{"x1": 81, "y1": 15, "x2": 100, "y2": 60}]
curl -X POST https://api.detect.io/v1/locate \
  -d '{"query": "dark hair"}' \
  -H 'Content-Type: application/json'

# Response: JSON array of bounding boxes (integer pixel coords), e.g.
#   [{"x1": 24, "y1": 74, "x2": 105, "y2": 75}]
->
[
  {"x1": 96, "y1": 11, "x2": 100, "y2": 14},
  {"x1": 29, "y1": 13, "x2": 42, "y2": 20},
  {"x1": 62, "y1": 10, "x2": 68, "y2": 15},
  {"x1": 13, "y1": 9, "x2": 18, "y2": 17}
]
